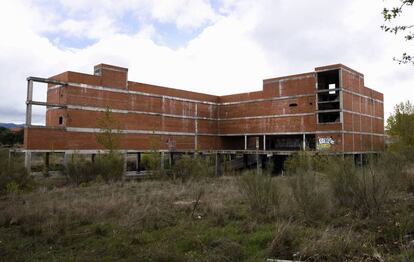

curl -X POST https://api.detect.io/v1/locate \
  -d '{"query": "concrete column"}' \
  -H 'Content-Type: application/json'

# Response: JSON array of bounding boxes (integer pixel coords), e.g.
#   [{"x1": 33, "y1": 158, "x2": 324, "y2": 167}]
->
[
  {"x1": 195, "y1": 104, "x2": 198, "y2": 151},
  {"x1": 243, "y1": 154, "x2": 248, "y2": 168},
  {"x1": 169, "y1": 152, "x2": 174, "y2": 167},
  {"x1": 123, "y1": 153, "x2": 128, "y2": 173},
  {"x1": 63, "y1": 153, "x2": 70, "y2": 169},
  {"x1": 160, "y1": 152, "x2": 165, "y2": 170},
  {"x1": 44, "y1": 152, "x2": 50, "y2": 175},
  {"x1": 25, "y1": 79, "x2": 33, "y2": 126},
  {"x1": 215, "y1": 153, "x2": 222, "y2": 176},
  {"x1": 302, "y1": 134, "x2": 306, "y2": 151},
  {"x1": 244, "y1": 135, "x2": 247, "y2": 150},
  {"x1": 91, "y1": 154, "x2": 96, "y2": 163},
  {"x1": 136, "y1": 152, "x2": 141, "y2": 172},
  {"x1": 263, "y1": 135, "x2": 266, "y2": 151},
  {"x1": 24, "y1": 151, "x2": 32, "y2": 173}
]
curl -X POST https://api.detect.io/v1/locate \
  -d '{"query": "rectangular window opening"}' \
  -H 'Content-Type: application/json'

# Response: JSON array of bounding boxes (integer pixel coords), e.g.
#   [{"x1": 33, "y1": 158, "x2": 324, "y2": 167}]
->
[
  {"x1": 328, "y1": 83, "x2": 336, "y2": 94},
  {"x1": 58, "y1": 116, "x2": 63, "y2": 125},
  {"x1": 318, "y1": 112, "x2": 340, "y2": 123}
]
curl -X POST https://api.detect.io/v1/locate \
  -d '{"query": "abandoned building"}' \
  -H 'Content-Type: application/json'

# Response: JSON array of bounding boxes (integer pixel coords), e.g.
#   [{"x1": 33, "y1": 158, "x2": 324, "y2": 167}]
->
[{"x1": 22, "y1": 63, "x2": 384, "y2": 173}]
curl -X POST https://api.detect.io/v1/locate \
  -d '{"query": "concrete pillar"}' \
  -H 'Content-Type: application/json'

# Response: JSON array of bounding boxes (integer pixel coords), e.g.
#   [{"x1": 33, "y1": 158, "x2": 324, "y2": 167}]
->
[
  {"x1": 243, "y1": 154, "x2": 248, "y2": 168},
  {"x1": 24, "y1": 151, "x2": 32, "y2": 173},
  {"x1": 63, "y1": 153, "x2": 69, "y2": 169},
  {"x1": 136, "y1": 152, "x2": 141, "y2": 172},
  {"x1": 25, "y1": 80, "x2": 33, "y2": 126},
  {"x1": 263, "y1": 135, "x2": 266, "y2": 151},
  {"x1": 169, "y1": 152, "x2": 174, "y2": 167},
  {"x1": 244, "y1": 135, "x2": 247, "y2": 150},
  {"x1": 302, "y1": 134, "x2": 306, "y2": 151},
  {"x1": 160, "y1": 152, "x2": 165, "y2": 170},
  {"x1": 44, "y1": 152, "x2": 50, "y2": 175},
  {"x1": 123, "y1": 153, "x2": 128, "y2": 173},
  {"x1": 215, "y1": 153, "x2": 222, "y2": 176}
]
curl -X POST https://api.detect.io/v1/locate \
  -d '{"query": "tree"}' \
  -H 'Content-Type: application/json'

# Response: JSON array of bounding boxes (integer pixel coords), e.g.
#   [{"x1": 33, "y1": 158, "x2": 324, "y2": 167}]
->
[
  {"x1": 386, "y1": 101, "x2": 414, "y2": 146},
  {"x1": 382, "y1": 0, "x2": 414, "y2": 65},
  {"x1": 95, "y1": 108, "x2": 122, "y2": 152}
]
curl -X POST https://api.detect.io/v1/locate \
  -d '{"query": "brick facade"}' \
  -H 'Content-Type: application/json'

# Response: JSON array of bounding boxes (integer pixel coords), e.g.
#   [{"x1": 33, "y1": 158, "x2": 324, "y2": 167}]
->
[{"x1": 24, "y1": 63, "x2": 384, "y2": 154}]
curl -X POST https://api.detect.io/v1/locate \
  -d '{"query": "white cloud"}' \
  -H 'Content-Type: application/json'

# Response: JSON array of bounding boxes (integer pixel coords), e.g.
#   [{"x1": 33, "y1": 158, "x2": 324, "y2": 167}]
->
[{"x1": 0, "y1": 0, "x2": 413, "y2": 125}]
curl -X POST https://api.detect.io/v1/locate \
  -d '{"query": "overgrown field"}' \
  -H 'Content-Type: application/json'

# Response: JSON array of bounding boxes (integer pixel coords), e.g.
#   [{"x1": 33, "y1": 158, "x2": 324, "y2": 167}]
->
[{"x1": 1, "y1": 151, "x2": 414, "y2": 261}]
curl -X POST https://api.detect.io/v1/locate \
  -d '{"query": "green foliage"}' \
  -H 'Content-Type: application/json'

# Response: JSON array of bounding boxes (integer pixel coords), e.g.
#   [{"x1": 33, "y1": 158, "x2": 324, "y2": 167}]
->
[
  {"x1": 387, "y1": 101, "x2": 414, "y2": 146},
  {"x1": 0, "y1": 127, "x2": 23, "y2": 146},
  {"x1": 382, "y1": 0, "x2": 414, "y2": 65},
  {"x1": 0, "y1": 150, "x2": 34, "y2": 195},
  {"x1": 327, "y1": 157, "x2": 390, "y2": 217},
  {"x1": 171, "y1": 154, "x2": 213, "y2": 181},
  {"x1": 238, "y1": 170, "x2": 280, "y2": 218},
  {"x1": 289, "y1": 171, "x2": 331, "y2": 221},
  {"x1": 95, "y1": 108, "x2": 121, "y2": 152},
  {"x1": 65, "y1": 153, "x2": 124, "y2": 185},
  {"x1": 141, "y1": 152, "x2": 164, "y2": 175},
  {"x1": 284, "y1": 151, "x2": 330, "y2": 174}
]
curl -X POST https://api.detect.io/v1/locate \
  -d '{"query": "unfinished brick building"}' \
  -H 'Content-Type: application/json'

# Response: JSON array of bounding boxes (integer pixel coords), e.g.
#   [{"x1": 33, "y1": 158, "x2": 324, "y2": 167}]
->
[{"x1": 23, "y1": 63, "x2": 384, "y2": 172}]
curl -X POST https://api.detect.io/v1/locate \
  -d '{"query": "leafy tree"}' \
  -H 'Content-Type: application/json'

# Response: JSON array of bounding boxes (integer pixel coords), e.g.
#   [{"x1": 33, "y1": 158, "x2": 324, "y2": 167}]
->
[
  {"x1": 0, "y1": 128, "x2": 23, "y2": 146},
  {"x1": 386, "y1": 101, "x2": 414, "y2": 146},
  {"x1": 382, "y1": 0, "x2": 414, "y2": 65},
  {"x1": 95, "y1": 108, "x2": 122, "y2": 152}
]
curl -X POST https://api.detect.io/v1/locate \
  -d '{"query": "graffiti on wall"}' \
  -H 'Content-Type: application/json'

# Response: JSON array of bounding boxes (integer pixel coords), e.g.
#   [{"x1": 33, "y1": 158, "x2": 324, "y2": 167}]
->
[{"x1": 317, "y1": 137, "x2": 335, "y2": 151}]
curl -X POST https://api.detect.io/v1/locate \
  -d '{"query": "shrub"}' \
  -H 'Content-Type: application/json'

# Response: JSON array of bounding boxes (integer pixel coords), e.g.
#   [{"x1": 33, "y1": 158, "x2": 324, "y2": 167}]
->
[
  {"x1": 266, "y1": 221, "x2": 301, "y2": 259},
  {"x1": 65, "y1": 153, "x2": 124, "y2": 185},
  {"x1": 328, "y1": 157, "x2": 390, "y2": 217},
  {"x1": 284, "y1": 151, "x2": 313, "y2": 174},
  {"x1": 95, "y1": 153, "x2": 124, "y2": 181},
  {"x1": 171, "y1": 154, "x2": 213, "y2": 182},
  {"x1": 289, "y1": 171, "x2": 331, "y2": 222},
  {"x1": 238, "y1": 170, "x2": 280, "y2": 218},
  {"x1": 0, "y1": 150, "x2": 34, "y2": 194}
]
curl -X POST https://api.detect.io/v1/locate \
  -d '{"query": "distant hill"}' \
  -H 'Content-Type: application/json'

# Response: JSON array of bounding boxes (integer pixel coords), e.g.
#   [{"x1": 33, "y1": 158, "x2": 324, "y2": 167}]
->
[{"x1": 0, "y1": 123, "x2": 24, "y2": 129}]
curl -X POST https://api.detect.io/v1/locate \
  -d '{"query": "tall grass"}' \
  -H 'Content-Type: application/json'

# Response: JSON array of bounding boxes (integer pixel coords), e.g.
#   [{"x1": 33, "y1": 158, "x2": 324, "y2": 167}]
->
[
  {"x1": 65, "y1": 153, "x2": 124, "y2": 185},
  {"x1": 238, "y1": 170, "x2": 280, "y2": 218},
  {"x1": 0, "y1": 150, "x2": 34, "y2": 194}
]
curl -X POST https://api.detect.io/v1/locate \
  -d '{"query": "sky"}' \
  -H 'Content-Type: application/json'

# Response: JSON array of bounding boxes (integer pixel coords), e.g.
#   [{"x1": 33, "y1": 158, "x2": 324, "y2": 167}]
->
[{"x1": 0, "y1": 0, "x2": 413, "y2": 124}]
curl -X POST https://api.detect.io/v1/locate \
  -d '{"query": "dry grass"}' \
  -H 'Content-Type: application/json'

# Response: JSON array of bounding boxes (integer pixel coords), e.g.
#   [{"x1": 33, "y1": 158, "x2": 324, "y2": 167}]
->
[{"x1": 1, "y1": 167, "x2": 414, "y2": 260}]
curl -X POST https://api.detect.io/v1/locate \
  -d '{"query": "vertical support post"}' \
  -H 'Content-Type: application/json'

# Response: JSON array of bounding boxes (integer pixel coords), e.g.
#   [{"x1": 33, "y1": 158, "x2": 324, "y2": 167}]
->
[
  {"x1": 263, "y1": 135, "x2": 266, "y2": 151},
  {"x1": 136, "y1": 152, "x2": 141, "y2": 172},
  {"x1": 24, "y1": 151, "x2": 32, "y2": 173},
  {"x1": 160, "y1": 152, "x2": 165, "y2": 170},
  {"x1": 256, "y1": 137, "x2": 260, "y2": 173},
  {"x1": 91, "y1": 154, "x2": 96, "y2": 163},
  {"x1": 63, "y1": 152, "x2": 69, "y2": 169},
  {"x1": 215, "y1": 153, "x2": 222, "y2": 176},
  {"x1": 194, "y1": 104, "x2": 198, "y2": 151},
  {"x1": 244, "y1": 135, "x2": 247, "y2": 150},
  {"x1": 26, "y1": 79, "x2": 33, "y2": 126},
  {"x1": 44, "y1": 152, "x2": 50, "y2": 175},
  {"x1": 169, "y1": 152, "x2": 174, "y2": 168},
  {"x1": 123, "y1": 152, "x2": 127, "y2": 173},
  {"x1": 302, "y1": 134, "x2": 306, "y2": 151},
  {"x1": 243, "y1": 154, "x2": 248, "y2": 168}
]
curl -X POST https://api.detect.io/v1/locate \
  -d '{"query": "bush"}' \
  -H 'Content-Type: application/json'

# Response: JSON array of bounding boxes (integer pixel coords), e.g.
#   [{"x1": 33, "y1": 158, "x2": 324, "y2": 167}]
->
[
  {"x1": 65, "y1": 153, "x2": 124, "y2": 185},
  {"x1": 171, "y1": 154, "x2": 213, "y2": 182},
  {"x1": 266, "y1": 221, "x2": 301, "y2": 259},
  {"x1": 328, "y1": 157, "x2": 390, "y2": 217},
  {"x1": 141, "y1": 152, "x2": 162, "y2": 173},
  {"x1": 284, "y1": 151, "x2": 331, "y2": 175},
  {"x1": 238, "y1": 170, "x2": 280, "y2": 218},
  {"x1": 0, "y1": 150, "x2": 34, "y2": 194},
  {"x1": 289, "y1": 171, "x2": 331, "y2": 222}
]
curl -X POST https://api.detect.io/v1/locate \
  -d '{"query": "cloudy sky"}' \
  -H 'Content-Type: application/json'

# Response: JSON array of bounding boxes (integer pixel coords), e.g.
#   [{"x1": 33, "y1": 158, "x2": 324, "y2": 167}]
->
[{"x1": 0, "y1": 0, "x2": 413, "y2": 124}]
